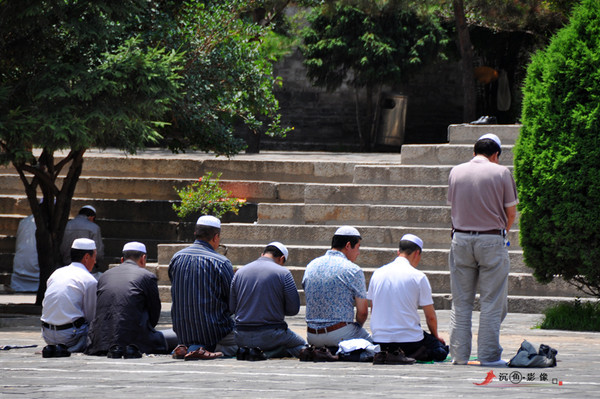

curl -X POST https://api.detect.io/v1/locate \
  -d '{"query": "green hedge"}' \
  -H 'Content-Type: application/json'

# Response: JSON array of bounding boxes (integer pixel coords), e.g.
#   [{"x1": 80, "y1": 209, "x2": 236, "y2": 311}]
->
[{"x1": 515, "y1": 0, "x2": 600, "y2": 297}]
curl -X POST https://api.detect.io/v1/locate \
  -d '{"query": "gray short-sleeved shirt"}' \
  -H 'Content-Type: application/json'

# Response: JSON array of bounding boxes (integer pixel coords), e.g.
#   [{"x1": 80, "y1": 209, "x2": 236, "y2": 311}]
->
[{"x1": 447, "y1": 156, "x2": 518, "y2": 231}]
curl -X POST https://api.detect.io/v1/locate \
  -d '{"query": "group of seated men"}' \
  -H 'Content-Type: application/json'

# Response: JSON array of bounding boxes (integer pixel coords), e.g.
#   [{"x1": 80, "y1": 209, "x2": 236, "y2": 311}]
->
[{"x1": 40, "y1": 214, "x2": 448, "y2": 363}]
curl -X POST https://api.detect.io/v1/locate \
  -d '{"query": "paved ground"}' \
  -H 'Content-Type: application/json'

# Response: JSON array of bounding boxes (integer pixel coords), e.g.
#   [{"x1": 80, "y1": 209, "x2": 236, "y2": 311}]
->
[{"x1": 1, "y1": 295, "x2": 599, "y2": 398}]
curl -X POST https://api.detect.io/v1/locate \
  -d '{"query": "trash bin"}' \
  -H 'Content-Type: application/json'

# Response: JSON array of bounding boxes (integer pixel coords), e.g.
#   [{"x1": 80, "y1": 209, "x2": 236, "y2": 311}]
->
[{"x1": 375, "y1": 93, "x2": 408, "y2": 147}]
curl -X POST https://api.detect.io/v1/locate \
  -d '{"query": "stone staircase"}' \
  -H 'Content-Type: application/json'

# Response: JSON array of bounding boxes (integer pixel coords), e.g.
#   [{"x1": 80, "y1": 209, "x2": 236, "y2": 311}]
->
[{"x1": 0, "y1": 125, "x2": 590, "y2": 312}]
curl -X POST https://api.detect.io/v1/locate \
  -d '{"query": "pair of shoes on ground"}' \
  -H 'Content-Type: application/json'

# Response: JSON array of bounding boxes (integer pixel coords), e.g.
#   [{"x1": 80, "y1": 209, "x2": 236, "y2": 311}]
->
[
  {"x1": 42, "y1": 344, "x2": 71, "y2": 358},
  {"x1": 107, "y1": 344, "x2": 142, "y2": 359},
  {"x1": 373, "y1": 350, "x2": 415, "y2": 365},
  {"x1": 298, "y1": 345, "x2": 338, "y2": 362},
  {"x1": 470, "y1": 115, "x2": 498, "y2": 124},
  {"x1": 173, "y1": 345, "x2": 223, "y2": 361},
  {"x1": 236, "y1": 346, "x2": 267, "y2": 361}
]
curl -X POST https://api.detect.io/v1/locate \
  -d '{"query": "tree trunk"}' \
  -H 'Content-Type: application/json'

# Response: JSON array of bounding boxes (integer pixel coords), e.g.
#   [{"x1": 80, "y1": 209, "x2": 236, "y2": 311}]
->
[
  {"x1": 15, "y1": 148, "x2": 85, "y2": 305},
  {"x1": 453, "y1": 0, "x2": 477, "y2": 122}
]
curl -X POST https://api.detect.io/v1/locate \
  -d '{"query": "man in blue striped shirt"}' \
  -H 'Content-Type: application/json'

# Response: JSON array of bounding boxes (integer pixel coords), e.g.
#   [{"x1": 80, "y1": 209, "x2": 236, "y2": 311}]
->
[{"x1": 169, "y1": 215, "x2": 237, "y2": 360}]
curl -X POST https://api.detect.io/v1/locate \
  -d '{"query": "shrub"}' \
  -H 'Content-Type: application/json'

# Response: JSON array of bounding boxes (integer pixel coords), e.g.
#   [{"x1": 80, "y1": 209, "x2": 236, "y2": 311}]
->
[
  {"x1": 172, "y1": 172, "x2": 245, "y2": 219},
  {"x1": 540, "y1": 299, "x2": 600, "y2": 332},
  {"x1": 514, "y1": 0, "x2": 600, "y2": 297}
]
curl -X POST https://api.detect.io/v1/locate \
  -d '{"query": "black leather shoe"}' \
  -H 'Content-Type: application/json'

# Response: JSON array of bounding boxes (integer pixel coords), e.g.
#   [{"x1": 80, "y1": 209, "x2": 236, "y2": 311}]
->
[
  {"x1": 107, "y1": 344, "x2": 125, "y2": 358},
  {"x1": 248, "y1": 347, "x2": 267, "y2": 361},
  {"x1": 124, "y1": 344, "x2": 142, "y2": 359},
  {"x1": 236, "y1": 346, "x2": 250, "y2": 361},
  {"x1": 42, "y1": 345, "x2": 56, "y2": 358},
  {"x1": 54, "y1": 344, "x2": 71, "y2": 358}
]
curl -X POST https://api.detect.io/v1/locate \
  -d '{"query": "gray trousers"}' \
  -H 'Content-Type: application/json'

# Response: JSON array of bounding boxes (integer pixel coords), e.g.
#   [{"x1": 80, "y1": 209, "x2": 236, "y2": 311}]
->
[
  {"x1": 235, "y1": 327, "x2": 307, "y2": 357},
  {"x1": 449, "y1": 233, "x2": 509, "y2": 364},
  {"x1": 307, "y1": 323, "x2": 372, "y2": 348},
  {"x1": 42, "y1": 322, "x2": 89, "y2": 353}
]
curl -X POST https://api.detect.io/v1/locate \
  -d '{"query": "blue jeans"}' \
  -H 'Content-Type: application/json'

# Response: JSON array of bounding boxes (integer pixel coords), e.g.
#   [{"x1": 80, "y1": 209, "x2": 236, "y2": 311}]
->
[{"x1": 235, "y1": 327, "x2": 307, "y2": 358}]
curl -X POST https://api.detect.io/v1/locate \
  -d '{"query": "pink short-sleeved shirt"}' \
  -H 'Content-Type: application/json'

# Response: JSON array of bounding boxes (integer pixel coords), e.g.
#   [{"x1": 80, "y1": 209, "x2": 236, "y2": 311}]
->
[{"x1": 447, "y1": 156, "x2": 518, "y2": 231}]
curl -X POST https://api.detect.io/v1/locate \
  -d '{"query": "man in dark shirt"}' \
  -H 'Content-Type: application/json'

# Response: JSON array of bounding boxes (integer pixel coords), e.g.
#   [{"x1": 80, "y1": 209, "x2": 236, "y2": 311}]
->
[
  {"x1": 230, "y1": 242, "x2": 307, "y2": 358},
  {"x1": 86, "y1": 242, "x2": 177, "y2": 356},
  {"x1": 169, "y1": 215, "x2": 236, "y2": 360}
]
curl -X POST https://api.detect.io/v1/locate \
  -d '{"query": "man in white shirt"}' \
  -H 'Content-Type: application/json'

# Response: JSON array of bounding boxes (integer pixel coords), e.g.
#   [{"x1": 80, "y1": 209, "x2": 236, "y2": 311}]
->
[
  {"x1": 368, "y1": 234, "x2": 448, "y2": 363},
  {"x1": 41, "y1": 238, "x2": 98, "y2": 356}
]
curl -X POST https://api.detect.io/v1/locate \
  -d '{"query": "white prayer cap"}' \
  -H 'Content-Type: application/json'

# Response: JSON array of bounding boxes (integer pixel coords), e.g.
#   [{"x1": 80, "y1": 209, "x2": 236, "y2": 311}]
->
[
  {"x1": 477, "y1": 133, "x2": 502, "y2": 148},
  {"x1": 334, "y1": 225, "x2": 361, "y2": 237},
  {"x1": 71, "y1": 238, "x2": 96, "y2": 250},
  {"x1": 81, "y1": 205, "x2": 97, "y2": 214},
  {"x1": 123, "y1": 241, "x2": 146, "y2": 253},
  {"x1": 267, "y1": 241, "x2": 289, "y2": 260},
  {"x1": 401, "y1": 234, "x2": 423, "y2": 250},
  {"x1": 196, "y1": 215, "x2": 221, "y2": 228}
]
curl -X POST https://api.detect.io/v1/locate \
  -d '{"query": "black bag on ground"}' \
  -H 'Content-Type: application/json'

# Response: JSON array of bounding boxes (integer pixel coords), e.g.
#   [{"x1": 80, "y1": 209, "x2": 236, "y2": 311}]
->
[{"x1": 507, "y1": 340, "x2": 557, "y2": 367}]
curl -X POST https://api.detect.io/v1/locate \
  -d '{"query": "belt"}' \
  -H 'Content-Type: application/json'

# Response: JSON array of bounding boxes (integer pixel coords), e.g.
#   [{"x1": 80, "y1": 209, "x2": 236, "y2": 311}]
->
[
  {"x1": 307, "y1": 321, "x2": 350, "y2": 335},
  {"x1": 41, "y1": 317, "x2": 85, "y2": 331},
  {"x1": 452, "y1": 229, "x2": 504, "y2": 236}
]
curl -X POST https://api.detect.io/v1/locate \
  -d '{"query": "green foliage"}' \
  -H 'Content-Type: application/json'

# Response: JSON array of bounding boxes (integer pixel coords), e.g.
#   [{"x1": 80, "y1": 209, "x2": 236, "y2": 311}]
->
[
  {"x1": 540, "y1": 299, "x2": 600, "y2": 331},
  {"x1": 515, "y1": 0, "x2": 600, "y2": 297},
  {"x1": 142, "y1": 1, "x2": 291, "y2": 155},
  {"x1": 0, "y1": 0, "x2": 183, "y2": 303},
  {"x1": 172, "y1": 172, "x2": 246, "y2": 219},
  {"x1": 0, "y1": 1, "x2": 183, "y2": 163},
  {"x1": 302, "y1": 1, "x2": 449, "y2": 91}
]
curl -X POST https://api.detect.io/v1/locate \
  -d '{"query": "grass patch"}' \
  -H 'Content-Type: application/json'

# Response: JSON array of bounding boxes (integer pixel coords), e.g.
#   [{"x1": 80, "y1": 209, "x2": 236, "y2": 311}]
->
[{"x1": 539, "y1": 299, "x2": 600, "y2": 331}]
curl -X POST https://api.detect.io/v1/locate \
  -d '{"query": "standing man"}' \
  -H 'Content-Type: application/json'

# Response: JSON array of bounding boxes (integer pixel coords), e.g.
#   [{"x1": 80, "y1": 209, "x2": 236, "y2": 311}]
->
[
  {"x1": 61, "y1": 205, "x2": 104, "y2": 270},
  {"x1": 368, "y1": 234, "x2": 447, "y2": 364},
  {"x1": 86, "y1": 242, "x2": 178, "y2": 357},
  {"x1": 302, "y1": 226, "x2": 371, "y2": 348},
  {"x1": 230, "y1": 242, "x2": 307, "y2": 359},
  {"x1": 41, "y1": 238, "x2": 98, "y2": 356},
  {"x1": 169, "y1": 215, "x2": 236, "y2": 360},
  {"x1": 447, "y1": 133, "x2": 518, "y2": 366}
]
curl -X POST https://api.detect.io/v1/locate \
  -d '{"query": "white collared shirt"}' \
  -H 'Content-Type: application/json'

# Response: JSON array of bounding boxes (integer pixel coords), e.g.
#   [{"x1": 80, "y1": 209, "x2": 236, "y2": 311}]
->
[{"x1": 41, "y1": 262, "x2": 98, "y2": 326}]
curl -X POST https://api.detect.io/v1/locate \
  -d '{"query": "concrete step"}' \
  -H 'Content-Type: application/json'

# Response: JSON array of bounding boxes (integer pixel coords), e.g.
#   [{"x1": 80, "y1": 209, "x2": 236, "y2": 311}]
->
[
  {"x1": 0, "y1": 196, "x2": 257, "y2": 226},
  {"x1": 256, "y1": 203, "x2": 452, "y2": 227},
  {"x1": 216, "y1": 223, "x2": 521, "y2": 250},
  {"x1": 447, "y1": 124, "x2": 520, "y2": 145},
  {"x1": 151, "y1": 263, "x2": 579, "y2": 298},
  {"x1": 353, "y1": 164, "x2": 513, "y2": 185},
  {"x1": 401, "y1": 144, "x2": 513, "y2": 166},
  {"x1": 0, "y1": 177, "x2": 450, "y2": 206},
  {"x1": 304, "y1": 183, "x2": 447, "y2": 205},
  {"x1": 0, "y1": 150, "x2": 402, "y2": 182},
  {"x1": 0, "y1": 174, "x2": 303, "y2": 203},
  {"x1": 156, "y1": 243, "x2": 530, "y2": 273},
  {"x1": 154, "y1": 284, "x2": 590, "y2": 314}
]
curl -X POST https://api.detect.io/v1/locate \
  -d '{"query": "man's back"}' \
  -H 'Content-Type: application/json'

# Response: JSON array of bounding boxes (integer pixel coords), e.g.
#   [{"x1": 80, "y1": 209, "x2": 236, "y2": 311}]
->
[
  {"x1": 61, "y1": 215, "x2": 104, "y2": 265},
  {"x1": 303, "y1": 250, "x2": 366, "y2": 328},
  {"x1": 368, "y1": 257, "x2": 432, "y2": 342},
  {"x1": 86, "y1": 261, "x2": 164, "y2": 354},
  {"x1": 169, "y1": 240, "x2": 234, "y2": 347},
  {"x1": 230, "y1": 257, "x2": 300, "y2": 327},
  {"x1": 448, "y1": 156, "x2": 518, "y2": 230}
]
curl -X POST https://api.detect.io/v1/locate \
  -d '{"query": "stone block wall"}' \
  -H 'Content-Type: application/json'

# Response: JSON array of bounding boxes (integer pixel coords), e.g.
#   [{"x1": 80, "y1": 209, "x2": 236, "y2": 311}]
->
[{"x1": 255, "y1": 49, "x2": 465, "y2": 151}]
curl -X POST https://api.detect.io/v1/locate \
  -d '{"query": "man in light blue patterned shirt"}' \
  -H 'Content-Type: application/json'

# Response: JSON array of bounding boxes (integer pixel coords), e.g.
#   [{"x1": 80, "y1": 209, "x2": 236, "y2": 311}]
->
[{"x1": 302, "y1": 226, "x2": 371, "y2": 347}]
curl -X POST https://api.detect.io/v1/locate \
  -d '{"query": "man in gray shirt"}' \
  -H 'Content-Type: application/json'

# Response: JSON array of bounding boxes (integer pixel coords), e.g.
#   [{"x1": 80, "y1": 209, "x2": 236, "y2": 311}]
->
[
  {"x1": 230, "y1": 242, "x2": 307, "y2": 359},
  {"x1": 61, "y1": 205, "x2": 104, "y2": 270}
]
